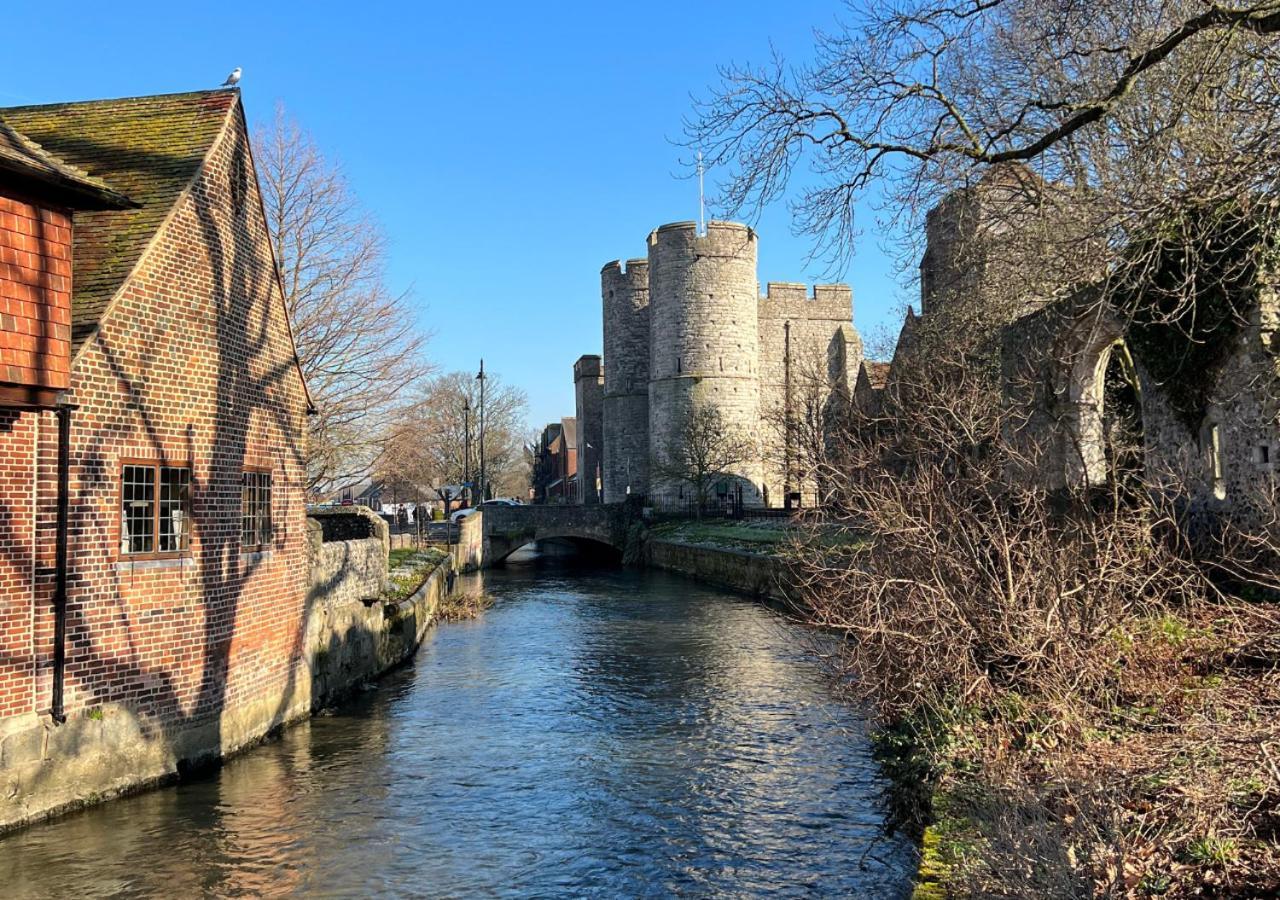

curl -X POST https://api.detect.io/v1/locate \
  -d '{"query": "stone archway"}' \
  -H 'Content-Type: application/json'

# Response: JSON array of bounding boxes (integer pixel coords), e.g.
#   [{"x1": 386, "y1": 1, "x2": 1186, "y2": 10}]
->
[
  {"x1": 1065, "y1": 331, "x2": 1146, "y2": 489},
  {"x1": 1099, "y1": 341, "x2": 1146, "y2": 488}
]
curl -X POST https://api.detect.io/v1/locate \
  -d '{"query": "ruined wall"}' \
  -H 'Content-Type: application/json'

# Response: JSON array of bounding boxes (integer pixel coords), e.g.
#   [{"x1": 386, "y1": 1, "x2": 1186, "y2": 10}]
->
[
  {"x1": 602, "y1": 259, "x2": 649, "y2": 502},
  {"x1": 306, "y1": 508, "x2": 389, "y2": 605},
  {"x1": 647, "y1": 221, "x2": 763, "y2": 506},
  {"x1": 573, "y1": 355, "x2": 604, "y2": 504},
  {"x1": 1143, "y1": 293, "x2": 1280, "y2": 526}
]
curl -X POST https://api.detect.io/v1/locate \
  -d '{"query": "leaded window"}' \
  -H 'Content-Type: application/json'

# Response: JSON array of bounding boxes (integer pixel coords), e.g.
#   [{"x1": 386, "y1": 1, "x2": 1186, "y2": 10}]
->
[{"x1": 121, "y1": 463, "x2": 191, "y2": 556}]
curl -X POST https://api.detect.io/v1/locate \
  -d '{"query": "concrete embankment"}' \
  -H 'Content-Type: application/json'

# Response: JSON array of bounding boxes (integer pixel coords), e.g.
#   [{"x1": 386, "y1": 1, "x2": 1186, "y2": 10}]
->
[
  {"x1": 0, "y1": 520, "x2": 457, "y2": 836},
  {"x1": 645, "y1": 538, "x2": 784, "y2": 601}
]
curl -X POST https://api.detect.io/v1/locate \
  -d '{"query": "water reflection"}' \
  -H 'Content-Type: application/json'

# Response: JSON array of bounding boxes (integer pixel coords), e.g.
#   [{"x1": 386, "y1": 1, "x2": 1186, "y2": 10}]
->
[{"x1": 0, "y1": 559, "x2": 912, "y2": 898}]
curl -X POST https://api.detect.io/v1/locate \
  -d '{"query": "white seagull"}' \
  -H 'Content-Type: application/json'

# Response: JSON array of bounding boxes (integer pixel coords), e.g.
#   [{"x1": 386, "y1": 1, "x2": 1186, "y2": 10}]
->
[{"x1": 222, "y1": 67, "x2": 242, "y2": 87}]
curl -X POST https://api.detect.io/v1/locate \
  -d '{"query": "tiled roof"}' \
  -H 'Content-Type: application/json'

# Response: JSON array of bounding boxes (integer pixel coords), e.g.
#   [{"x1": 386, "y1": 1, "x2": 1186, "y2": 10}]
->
[
  {"x1": 0, "y1": 90, "x2": 237, "y2": 351},
  {"x1": 0, "y1": 119, "x2": 135, "y2": 209},
  {"x1": 863, "y1": 360, "x2": 891, "y2": 389}
]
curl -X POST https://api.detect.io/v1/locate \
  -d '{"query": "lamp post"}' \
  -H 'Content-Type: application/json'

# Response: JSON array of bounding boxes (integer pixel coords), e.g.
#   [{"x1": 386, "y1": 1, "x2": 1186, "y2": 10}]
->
[
  {"x1": 463, "y1": 399, "x2": 472, "y2": 508},
  {"x1": 476, "y1": 359, "x2": 487, "y2": 504}
]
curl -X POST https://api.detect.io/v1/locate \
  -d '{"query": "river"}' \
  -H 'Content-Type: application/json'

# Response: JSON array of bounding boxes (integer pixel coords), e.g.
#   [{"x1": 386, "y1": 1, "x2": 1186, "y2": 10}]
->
[{"x1": 0, "y1": 556, "x2": 913, "y2": 898}]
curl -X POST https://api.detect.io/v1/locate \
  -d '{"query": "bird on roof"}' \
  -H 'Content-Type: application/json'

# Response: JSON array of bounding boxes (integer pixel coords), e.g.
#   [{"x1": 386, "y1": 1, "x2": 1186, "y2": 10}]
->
[{"x1": 222, "y1": 67, "x2": 242, "y2": 87}]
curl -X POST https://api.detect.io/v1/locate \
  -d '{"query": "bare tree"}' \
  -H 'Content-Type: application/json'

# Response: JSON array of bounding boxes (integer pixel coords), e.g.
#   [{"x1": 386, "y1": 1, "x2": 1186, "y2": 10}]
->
[
  {"x1": 383, "y1": 369, "x2": 530, "y2": 503},
  {"x1": 652, "y1": 401, "x2": 758, "y2": 517},
  {"x1": 254, "y1": 105, "x2": 431, "y2": 493},
  {"x1": 688, "y1": 0, "x2": 1280, "y2": 274}
]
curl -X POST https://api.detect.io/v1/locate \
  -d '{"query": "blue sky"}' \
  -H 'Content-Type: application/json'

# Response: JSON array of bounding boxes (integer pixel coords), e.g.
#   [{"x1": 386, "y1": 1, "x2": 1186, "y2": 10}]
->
[{"x1": 6, "y1": 1, "x2": 911, "y2": 429}]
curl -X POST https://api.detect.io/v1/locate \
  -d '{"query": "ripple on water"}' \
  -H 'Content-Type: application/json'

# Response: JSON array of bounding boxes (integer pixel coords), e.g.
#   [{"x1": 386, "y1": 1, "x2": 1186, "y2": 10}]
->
[{"x1": 0, "y1": 563, "x2": 913, "y2": 898}]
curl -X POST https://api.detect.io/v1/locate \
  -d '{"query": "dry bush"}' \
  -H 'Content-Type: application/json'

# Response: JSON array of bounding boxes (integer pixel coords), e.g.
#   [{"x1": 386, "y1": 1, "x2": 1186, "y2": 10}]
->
[{"x1": 784, "y1": 366, "x2": 1280, "y2": 897}]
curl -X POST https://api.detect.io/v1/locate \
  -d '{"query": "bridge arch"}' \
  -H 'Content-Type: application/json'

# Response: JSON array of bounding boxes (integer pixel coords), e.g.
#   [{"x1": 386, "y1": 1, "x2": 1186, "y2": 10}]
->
[{"x1": 473, "y1": 505, "x2": 627, "y2": 568}]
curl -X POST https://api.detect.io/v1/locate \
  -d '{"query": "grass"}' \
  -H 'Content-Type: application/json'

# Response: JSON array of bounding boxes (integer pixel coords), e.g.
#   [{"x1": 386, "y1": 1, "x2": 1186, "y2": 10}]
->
[
  {"x1": 385, "y1": 548, "x2": 447, "y2": 602},
  {"x1": 650, "y1": 520, "x2": 789, "y2": 552},
  {"x1": 1183, "y1": 834, "x2": 1238, "y2": 866},
  {"x1": 438, "y1": 590, "x2": 494, "y2": 622},
  {"x1": 388, "y1": 547, "x2": 418, "y2": 571}
]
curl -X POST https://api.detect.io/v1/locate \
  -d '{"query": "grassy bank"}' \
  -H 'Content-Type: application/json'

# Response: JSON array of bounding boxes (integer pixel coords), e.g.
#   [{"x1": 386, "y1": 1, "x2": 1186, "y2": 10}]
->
[
  {"x1": 865, "y1": 600, "x2": 1280, "y2": 898},
  {"x1": 647, "y1": 519, "x2": 790, "y2": 552}
]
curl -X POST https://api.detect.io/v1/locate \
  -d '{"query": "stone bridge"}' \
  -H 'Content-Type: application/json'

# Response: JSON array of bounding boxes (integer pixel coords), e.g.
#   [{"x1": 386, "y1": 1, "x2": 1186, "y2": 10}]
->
[{"x1": 473, "y1": 503, "x2": 627, "y2": 567}]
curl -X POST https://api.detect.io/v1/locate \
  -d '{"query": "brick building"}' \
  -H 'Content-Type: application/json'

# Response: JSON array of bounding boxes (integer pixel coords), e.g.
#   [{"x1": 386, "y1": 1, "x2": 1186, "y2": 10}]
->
[
  {"x1": 0, "y1": 88, "x2": 311, "y2": 812},
  {"x1": 531, "y1": 418, "x2": 578, "y2": 503}
]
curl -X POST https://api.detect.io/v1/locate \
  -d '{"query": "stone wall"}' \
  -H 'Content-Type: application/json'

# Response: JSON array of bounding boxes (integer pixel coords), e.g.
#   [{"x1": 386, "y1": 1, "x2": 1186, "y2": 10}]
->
[
  {"x1": 756, "y1": 284, "x2": 861, "y2": 506},
  {"x1": 307, "y1": 507, "x2": 389, "y2": 604},
  {"x1": 646, "y1": 538, "x2": 782, "y2": 600},
  {"x1": 602, "y1": 259, "x2": 650, "y2": 502},
  {"x1": 574, "y1": 355, "x2": 604, "y2": 504},
  {"x1": 452, "y1": 510, "x2": 485, "y2": 572}
]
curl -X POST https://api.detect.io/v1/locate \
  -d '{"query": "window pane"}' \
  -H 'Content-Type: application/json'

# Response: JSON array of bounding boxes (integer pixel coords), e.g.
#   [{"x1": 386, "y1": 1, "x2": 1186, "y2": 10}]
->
[
  {"x1": 159, "y1": 467, "x2": 191, "y2": 553},
  {"x1": 242, "y1": 471, "x2": 255, "y2": 547},
  {"x1": 122, "y1": 465, "x2": 155, "y2": 554},
  {"x1": 259, "y1": 474, "x2": 273, "y2": 546},
  {"x1": 241, "y1": 470, "x2": 273, "y2": 548}
]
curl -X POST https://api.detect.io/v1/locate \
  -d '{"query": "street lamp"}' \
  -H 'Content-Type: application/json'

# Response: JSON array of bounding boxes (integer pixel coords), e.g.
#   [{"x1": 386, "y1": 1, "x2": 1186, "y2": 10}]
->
[
  {"x1": 476, "y1": 359, "x2": 487, "y2": 504},
  {"x1": 463, "y1": 399, "x2": 472, "y2": 508}
]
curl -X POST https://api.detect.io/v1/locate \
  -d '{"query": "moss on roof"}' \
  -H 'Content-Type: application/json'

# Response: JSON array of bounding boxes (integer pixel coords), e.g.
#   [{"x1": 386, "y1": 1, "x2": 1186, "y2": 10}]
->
[
  {"x1": 0, "y1": 90, "x2": 237, "y2": 351},
  {"x1": 0, "y1": 118, "x2": 135, "y2": 208}
]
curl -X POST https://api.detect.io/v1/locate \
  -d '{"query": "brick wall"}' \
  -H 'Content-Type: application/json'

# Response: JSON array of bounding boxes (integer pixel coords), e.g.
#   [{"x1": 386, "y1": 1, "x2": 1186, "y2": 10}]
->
[
  {"x1": 0, "y1": 409, "x2": 36, "y2": 719},
  {"x1": 0, "y1": 190, "x2": 72, "y2": 392},
  {"x1": 3, "y1": 99, "x2": 310, "y2": 739}
]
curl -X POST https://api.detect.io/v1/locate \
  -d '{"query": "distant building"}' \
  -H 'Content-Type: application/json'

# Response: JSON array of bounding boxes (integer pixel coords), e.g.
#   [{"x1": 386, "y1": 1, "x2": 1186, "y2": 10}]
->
[
  {"x1": 531, "y1": 418, "x2": 578, "y2": 503},
  {"x1": 599, "y1": 221, "x2": 862, "y2": 508},
  {"x1": 573, "y1": 355, "x2": 603, "y2": 505}
]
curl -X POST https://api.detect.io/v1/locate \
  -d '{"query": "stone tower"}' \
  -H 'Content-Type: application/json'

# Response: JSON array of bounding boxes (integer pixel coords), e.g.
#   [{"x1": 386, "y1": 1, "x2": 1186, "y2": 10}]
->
[
  {"x1": 601, "y1": 258, "x2": 650, "y2": 502},
  {"x1": 646, "y1": 221, "x2": 763, "y2": 506},
  {"x1": 573, "y1": 354, "x2": 604, "y2": 504}
]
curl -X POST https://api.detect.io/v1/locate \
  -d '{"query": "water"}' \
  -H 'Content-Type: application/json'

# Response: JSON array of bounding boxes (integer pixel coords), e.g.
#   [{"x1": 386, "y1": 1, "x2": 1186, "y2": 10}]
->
[{"x1": 0, "y1": 558, "x2": 913, "y2": 898}]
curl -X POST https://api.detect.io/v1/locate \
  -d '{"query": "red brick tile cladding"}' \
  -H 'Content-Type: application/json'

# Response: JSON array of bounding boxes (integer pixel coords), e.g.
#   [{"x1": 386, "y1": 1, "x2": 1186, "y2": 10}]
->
[
  {"x1": 0, "y1": 192, "x2": 72, "y2": 391},
  {"x1": 0, "y1": 91, "x2": 310, "y2": 734}
]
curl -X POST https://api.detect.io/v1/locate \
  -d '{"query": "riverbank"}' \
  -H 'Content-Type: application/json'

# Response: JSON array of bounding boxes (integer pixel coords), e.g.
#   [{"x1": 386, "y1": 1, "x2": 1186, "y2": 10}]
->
[
  {"x1": 643, "y1": 520, "x2": 787, "y2": 600},
  {"x1": 0, "y1": 547, "x2": 456, "y2": 836}
]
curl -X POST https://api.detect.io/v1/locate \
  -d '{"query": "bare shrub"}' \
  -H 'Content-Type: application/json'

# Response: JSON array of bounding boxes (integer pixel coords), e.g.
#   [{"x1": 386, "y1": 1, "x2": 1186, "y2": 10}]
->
[{"x1": 783, "y1": 362, "x2": 1280, "y2": 895}]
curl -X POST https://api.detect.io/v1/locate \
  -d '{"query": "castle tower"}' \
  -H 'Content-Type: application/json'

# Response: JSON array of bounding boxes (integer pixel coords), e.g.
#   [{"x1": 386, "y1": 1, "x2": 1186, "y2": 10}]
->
[
  {"x1": 601, "y1": 258, "x2": 650, "y2": 502},
  {"x1": 757, "y1": 283, "x2": 860, "y2": 507},
  {"x1": 646, "y1": 221, "x2": 763, "y2": 507},
  {"x1": 573, "y1": 354, "x2": 604, "y2": 505}
]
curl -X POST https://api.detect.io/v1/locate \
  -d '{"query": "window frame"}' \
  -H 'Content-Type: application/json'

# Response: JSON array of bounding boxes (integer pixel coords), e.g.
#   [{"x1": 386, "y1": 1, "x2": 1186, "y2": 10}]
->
[
  {"x1": 240, "y1": 467, "x2": 275, "y2": 552},
  {"x1": 118, "y1": 459, "x2": 193, "y2": 560}
]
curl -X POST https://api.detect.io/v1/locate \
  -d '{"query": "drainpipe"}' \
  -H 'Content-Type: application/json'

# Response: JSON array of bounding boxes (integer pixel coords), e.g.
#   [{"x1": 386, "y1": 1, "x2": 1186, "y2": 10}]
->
[{"x1": 50, "y1": 403, "x2": 72, "y2": 724}]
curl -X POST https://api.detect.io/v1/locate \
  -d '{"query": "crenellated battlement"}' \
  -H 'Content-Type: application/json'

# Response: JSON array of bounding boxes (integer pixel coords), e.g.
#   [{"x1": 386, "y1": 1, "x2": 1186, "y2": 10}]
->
[
  {"x1": 646, "y1": 220, "x2": 757, "y2": 256},
  {"x1": 758, "y1": 282, "x2": 853, "y2": 321},
  {"x1": 601, "y1": 257, "x2": 649, "y2": 291},
  {"x1": 574, "y1": 354, "x2": 602, "y2": 381}
]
